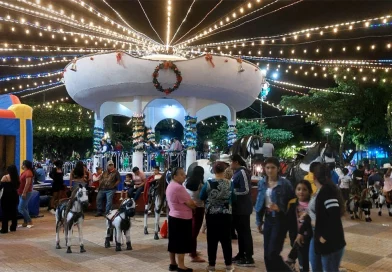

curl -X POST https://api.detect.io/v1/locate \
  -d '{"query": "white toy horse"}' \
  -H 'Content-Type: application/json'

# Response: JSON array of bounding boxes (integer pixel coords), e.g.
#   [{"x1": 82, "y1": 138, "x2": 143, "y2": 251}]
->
[
  {"x1": 55, "y1": 185, "x2": 89, "y2": 253},
  {"x1": 105, "y1": 198, "x2": 136, "y2": 251},
  {"x1": 144, "y1": 172, "x2": 170, "y2": 240}
]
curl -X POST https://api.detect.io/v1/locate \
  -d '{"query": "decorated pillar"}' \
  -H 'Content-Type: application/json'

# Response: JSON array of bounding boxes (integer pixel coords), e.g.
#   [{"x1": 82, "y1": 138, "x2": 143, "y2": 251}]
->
[
  {"x1": 227, "y1": 120, "x2": 237, "y2": 148},
  {"x1": 185, "y1": 97, "x2": 197, "y2": 171},
  {"x1": 93, "y1": 113, "x2": 104, "y2": 172},
  {"x1": 132, "y1": 96, "x2": 144, "y2": 170},
  {"x1": 147, "y1": 128, "x2": 155, "y2": 143}
]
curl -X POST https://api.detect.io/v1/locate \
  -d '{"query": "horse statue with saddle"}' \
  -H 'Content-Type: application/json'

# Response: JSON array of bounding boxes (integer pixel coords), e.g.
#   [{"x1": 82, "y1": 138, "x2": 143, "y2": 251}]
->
[
  {"x1": 105, "y1": 198, "x2": 136, "y2": 251},
  {"x1": 285, "y1": 142, "x2": 336, "y2": 186},
  {"x1": 55, "y1": 184, "x2": 89, "y2": 253},
  {"x1": 143, "y1": 171, "x2": 171, "y2": 240}
]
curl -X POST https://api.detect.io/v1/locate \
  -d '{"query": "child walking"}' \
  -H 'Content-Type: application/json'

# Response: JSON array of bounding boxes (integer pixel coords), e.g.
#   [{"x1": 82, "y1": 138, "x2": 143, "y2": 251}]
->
[
  {"x1": 286, "y1": 180, "x2": 313, "y2": 272},
  {"x1": 339, "y1": 168, "x2": 351, "y2": 203},
  {"x1": 120, "y1": 174, "x2": 133, "y2": 201}
]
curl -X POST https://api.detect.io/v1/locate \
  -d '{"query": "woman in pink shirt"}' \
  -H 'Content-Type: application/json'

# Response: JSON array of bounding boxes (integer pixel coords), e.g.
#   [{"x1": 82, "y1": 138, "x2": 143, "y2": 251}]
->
[{"x1": 166, "y1": 167, "x2": 196, "y2": 272}]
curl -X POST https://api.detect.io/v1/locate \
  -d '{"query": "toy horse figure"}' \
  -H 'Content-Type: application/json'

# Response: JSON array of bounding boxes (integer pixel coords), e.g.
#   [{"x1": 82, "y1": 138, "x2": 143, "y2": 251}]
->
[
  {"x1": 105, "y1": 198, "x2": 136, "y2": 251},
  {"x1": 144, "y1": 171, "x2": 170, "y2": 240},
  {"x1": 286, "y1": 142, "x2": 335, "y2": 186},
  {"x1": 55, "y1": 185, "x2": 89, "y2": 253},
  {"x1": 231, "y1": 135, "x2": 263, "y2": 163},
  {"x1": 347, "y1": 188, "x2": 373, "y2": 222}
]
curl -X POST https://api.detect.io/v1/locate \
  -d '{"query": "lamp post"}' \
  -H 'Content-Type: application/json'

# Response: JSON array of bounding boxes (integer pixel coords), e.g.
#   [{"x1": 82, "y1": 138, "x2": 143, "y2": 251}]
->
[{"x1": 324, "y1": 128, "x2": 331, "y2": 142}]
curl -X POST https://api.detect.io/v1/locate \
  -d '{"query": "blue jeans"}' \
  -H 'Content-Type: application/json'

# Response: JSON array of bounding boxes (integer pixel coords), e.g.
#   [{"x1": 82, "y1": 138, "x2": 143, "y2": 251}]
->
[
  {"x1": 128, "y1": 185, "x2": 144, "y2": 201},
  {"x1": 309, "y1": 236, "x2": 345, "y2": 272},
  {"x1": 18, "y1": 192, "x2": 32, "y2": 223},
  {"x1": 96, "y1": 189, "x2": 116, "y2": 214},
  {"x1": 263, "y1": 215, "x2": 292, "y2": 271}
]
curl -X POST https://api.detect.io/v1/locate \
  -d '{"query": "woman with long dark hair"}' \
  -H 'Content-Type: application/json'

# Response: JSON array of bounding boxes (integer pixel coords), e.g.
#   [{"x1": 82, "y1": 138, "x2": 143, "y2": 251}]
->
[
  {"x1": 0, "y1": 165, "x2": 20, "y2": 233},
  {"x1": 18, "y1": 160, "x2": 34, "y2": 227},
  {"x1": 49, "y1": 160, "x2": 64, "y2": 214},
  {"x1": 184, "y1": 165, "x2": 205, "y2": 262},
  {"x1": 255, "y1": 157, "x2": 294, "y2": 271},
  {"x1": 70, "y1": 161, "x2": 86, "y2": 189},
  {"x1": 309, "y1": 163, "x2": 346, "y2": 272}
]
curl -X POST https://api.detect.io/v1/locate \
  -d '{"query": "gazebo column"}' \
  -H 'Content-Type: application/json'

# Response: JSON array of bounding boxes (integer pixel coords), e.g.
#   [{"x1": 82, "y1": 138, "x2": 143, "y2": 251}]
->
[
  {"x1": 185, "y1": 97, "x2": 197, "y2": 172},
  {"x1": 132, "y1": 96, "x2": 144, "y2": 170},
  {"x1": 93, "y1": 113, "x2": 104, "y2": 172},
  {"x1": 227, "y1": 112, "x2": 237, "y2": 149}
]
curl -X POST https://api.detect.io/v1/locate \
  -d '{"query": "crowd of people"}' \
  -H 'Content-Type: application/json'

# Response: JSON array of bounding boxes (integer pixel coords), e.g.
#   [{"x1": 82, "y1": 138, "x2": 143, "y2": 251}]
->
[
  {"x1": 163, "y1": 155, "x2": 351, "y2": 272},
  {"x1": 3, "y1": 152, "x2": 391, "y2": 272}
]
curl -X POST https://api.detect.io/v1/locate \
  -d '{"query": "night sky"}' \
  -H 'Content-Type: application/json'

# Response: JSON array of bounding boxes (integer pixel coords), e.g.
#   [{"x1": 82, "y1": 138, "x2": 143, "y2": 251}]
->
[{"x1": 0, "y1": 0, "x2": 391, "y2": 139}]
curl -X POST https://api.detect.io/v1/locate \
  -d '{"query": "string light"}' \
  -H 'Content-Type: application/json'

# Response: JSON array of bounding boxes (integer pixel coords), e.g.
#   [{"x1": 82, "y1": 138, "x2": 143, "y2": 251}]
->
[
  {"x1": 20, "y1": 84, "x2": 65, "y2": 98},
  {"x1": 268, "y1": 79, "x2": 355, "y2": 95},
  {"x1": 0, "y1": 69, "x2": 62, "y2": 82},
  {"x1": 182, "y1": 13, "x2": 392, "y2": 48},
  {"x1": 174, "y1": 0, "x2": 278, "y2": 45},
  {"x1": 270, "y1": 84, "x2": 308, "y2": 96},
  {"x1": 166, "y1": 0, "x2": 171, "y2": 50}
]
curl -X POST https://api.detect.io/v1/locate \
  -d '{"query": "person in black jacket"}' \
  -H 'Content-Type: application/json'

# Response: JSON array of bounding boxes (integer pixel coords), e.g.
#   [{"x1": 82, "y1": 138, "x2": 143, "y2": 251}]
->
[
  {"x1": 309, "y1": 163, "x2": 346, "y2": 272},
  {"x1": 230, "y1": 154, "x2": 255, "y2": 267},
  {"x1": 285, "y1": 180, "x2": 313, "y2": 272}
]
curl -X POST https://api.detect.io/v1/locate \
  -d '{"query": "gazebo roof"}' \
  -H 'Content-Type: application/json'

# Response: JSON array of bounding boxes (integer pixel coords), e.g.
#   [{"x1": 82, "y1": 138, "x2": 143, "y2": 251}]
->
[{"x1": 64, "y1": 52, "x2": 264, "y2": 112}]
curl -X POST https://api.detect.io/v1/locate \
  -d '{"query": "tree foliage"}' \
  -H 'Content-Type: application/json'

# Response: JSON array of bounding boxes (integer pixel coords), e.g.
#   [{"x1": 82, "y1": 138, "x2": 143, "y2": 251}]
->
[
  {"x1": 210, "y1": 121, "x2": 293, "y2": 151},
  {"x1": 32, "y1": 103, "x2": 94, "y2": 160},
  {"x1": 280, "y1": 71, "x2": 392, "y2": 162}
]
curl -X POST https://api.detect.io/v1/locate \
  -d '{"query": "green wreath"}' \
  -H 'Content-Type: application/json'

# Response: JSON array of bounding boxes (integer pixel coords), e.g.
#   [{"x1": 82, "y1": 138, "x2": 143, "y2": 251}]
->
[{"x1": 152, "y1": 61, "x2": 182, "y2": 95}]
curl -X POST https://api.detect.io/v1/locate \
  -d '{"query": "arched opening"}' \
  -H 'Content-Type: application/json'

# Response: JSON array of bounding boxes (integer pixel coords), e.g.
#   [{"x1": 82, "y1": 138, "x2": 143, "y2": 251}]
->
[
  {"x1": 155, "y1": 118, "x2": 184, "y2": 146},
  {"x1": 143, "y1": 98, "x2": 186, "y2": 129}
]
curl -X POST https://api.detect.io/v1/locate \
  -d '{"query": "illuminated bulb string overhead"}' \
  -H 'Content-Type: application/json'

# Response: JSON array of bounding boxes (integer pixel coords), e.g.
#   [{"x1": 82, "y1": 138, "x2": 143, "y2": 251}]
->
[
  {"x1": 166, "y1": 0, "x2": 171, "y2": 50},
  {"x1": 185, "y1": 13, "x2": 391, "y2": 48},
  {"x1": 0, "y1": 1, "x2": 152, "y2": 47},
  {"x1": 174, "y1": 0, "x2": 277, "y2": 46},
  {"x1": 268, "y1": 79, "x2": 355, "y2": 95}
]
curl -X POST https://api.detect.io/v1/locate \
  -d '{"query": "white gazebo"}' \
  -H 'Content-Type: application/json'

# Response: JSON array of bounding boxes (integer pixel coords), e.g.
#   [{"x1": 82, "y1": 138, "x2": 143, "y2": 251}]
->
[{"x1": 64, "y1": 52, "x2": 265, "y2": 170}]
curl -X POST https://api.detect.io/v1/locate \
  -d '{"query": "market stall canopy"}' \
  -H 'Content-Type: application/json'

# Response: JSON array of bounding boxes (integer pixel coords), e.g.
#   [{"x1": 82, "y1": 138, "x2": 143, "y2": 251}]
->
[{"x1": 64, "y1": 52, "x2": 264, "y2": 112}]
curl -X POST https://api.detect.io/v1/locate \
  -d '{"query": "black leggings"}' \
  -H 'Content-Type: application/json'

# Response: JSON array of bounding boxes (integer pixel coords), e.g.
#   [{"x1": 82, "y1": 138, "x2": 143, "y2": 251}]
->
[{"x1": 206, "y1": 214, "x2": 232, "y2": 266}]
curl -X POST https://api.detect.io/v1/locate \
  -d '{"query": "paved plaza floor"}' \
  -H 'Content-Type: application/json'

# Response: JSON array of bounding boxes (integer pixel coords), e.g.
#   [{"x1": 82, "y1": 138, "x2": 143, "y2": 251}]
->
[{"x1": 0, "y1": 208, "x2": 392, "y2": 272}]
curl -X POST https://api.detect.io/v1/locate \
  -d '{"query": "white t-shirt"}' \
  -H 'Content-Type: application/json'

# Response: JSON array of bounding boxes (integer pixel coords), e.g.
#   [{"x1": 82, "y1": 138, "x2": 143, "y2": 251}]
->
[
  {"x1": 265, "y1": 188, "x2": 272, "y2": 208},
  {"x1": 262, "y1": 143, "x2": 274, "y2": 157},
  {"x1": 339, "y1": 175, "x2": 351, "y2": 189}
]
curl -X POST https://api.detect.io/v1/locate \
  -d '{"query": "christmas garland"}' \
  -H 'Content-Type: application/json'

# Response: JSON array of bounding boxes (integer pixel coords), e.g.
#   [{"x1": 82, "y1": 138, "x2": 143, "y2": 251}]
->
[
  {"x1": 152, "y1": 61, "x2": 182, "y2": 95},
  {"x1": 147, "y1": 128, "x2": 155, "y2": 143},
  {"x1": 227, "y1": 125, "x2": 238, "y2": 147},
  {"x1": 132, "y1": 114, "x2": 145, "y2": 152},
  {"x1": 184, "y1": 115, "x2": 197, "y2": 150},
  {"x1": 93, "y1": 126, "x2": 104, "y2": 153}
]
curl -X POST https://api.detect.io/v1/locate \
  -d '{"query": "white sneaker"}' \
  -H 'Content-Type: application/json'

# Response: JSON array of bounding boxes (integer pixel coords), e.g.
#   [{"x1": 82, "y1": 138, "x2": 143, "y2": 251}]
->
[
  {"x1": 207, "y1": 266, "x2": 215, "y2": 272},
  {"x1": 226, "y1": 265, "x2": 235, "y2": 272},
  {"x1": 26, "y1": 225, "x2": 34, "y2": 228},
  {"x1": 50, "y1": 209, "x2": 56, "y2": 215}
]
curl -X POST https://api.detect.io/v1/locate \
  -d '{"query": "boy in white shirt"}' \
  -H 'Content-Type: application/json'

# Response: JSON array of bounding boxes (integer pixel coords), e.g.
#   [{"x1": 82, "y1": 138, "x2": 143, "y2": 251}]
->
[{"x1": 339, "y1": 168, "x2": 351, "y2": 202}]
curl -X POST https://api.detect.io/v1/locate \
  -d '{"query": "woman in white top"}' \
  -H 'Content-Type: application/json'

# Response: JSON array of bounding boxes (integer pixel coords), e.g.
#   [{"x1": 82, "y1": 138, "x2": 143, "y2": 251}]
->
[{"x1": 184, "y1": 166, "x2": 206, "y2": 263}]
